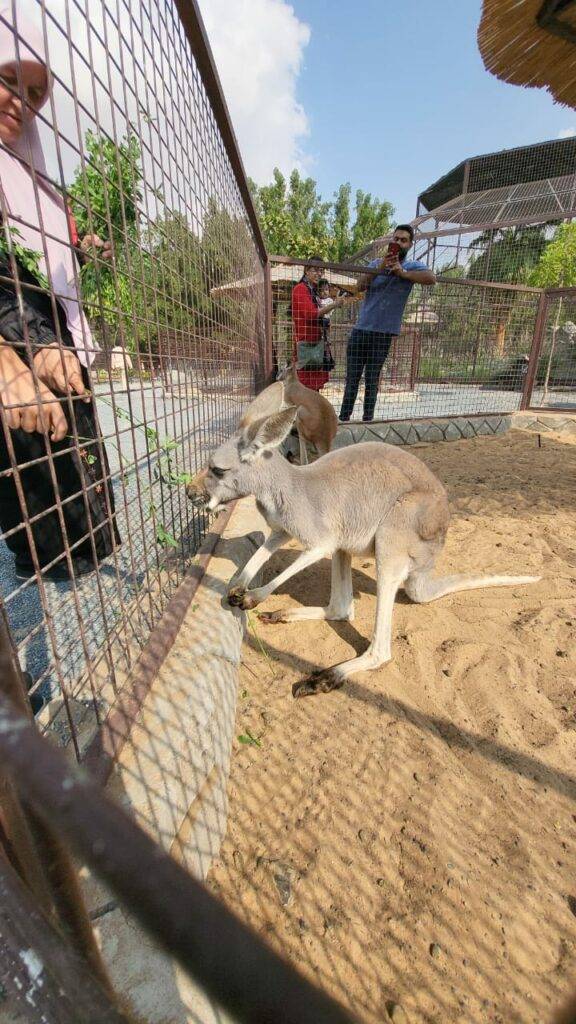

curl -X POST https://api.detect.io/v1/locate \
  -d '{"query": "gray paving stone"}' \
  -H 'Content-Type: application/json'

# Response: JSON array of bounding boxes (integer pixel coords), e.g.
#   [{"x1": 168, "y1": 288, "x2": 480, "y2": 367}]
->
[
  {"x1": 421, "y1": 424, "x2": 444, "y2": 442},
  {"x1": 444, "y1": 421, "x2": 463, "y2": 441},
  {"x1": 474, "y1": 419, "x2": 494, "y2": 436}
]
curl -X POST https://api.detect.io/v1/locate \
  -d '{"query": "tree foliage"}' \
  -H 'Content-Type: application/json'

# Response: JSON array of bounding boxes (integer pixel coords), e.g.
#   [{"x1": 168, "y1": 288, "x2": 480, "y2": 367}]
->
[
  {"x1": 529, "y1": 222, "x2": 576, "y2": 288},
  {"x1": 69, "y1": 131, "x2": 260, "y2": 359},
  {"x1": 468, "y1": 225, "x2": 549, "y2": 285},
  {"x1": 249, "y1": 169, "x2": 393, "y2": 261},
  {"x1": 467, "y1": 225, "x2": 551, "y2": 356}
]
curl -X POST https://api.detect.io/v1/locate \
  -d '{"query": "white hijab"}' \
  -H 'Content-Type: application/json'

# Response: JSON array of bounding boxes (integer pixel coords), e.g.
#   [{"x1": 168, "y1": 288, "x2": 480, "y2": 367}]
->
[{"x1": 0, "y1": 7, "x2": 96, "y2": 365}]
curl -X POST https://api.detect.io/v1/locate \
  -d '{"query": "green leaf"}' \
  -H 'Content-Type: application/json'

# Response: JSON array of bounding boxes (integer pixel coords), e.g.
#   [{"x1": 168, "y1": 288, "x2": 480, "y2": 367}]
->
[
  {"x1": 238, "y1": 730, "x2": 261, "y2": 747},
  {"x1": 156, "y1": 523, "x2": 178, "y2": 548}
]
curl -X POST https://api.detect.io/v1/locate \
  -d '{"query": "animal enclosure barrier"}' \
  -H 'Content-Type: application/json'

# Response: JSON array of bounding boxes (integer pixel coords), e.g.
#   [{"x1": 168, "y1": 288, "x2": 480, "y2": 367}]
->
[
  {"x1": 345, "y1": 138, "x2": 576, "y2": 418},
  {"x1": 0, "y1": 0, "x2": 267, "y2": 747},
  {"x1": 1, "y1": 1, "x2": 576, "y2": 1021}
]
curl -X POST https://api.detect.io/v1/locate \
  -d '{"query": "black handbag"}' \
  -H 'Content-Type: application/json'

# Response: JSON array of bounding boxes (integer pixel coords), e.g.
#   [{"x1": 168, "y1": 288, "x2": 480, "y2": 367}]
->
[{"x1": 323, "y1": 344, "x2": 335, "y2": 372}]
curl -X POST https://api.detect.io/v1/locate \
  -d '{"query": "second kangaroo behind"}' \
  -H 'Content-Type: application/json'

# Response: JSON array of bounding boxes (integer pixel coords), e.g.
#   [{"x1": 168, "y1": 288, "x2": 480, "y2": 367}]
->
[{"x1": 278, "y1": 362, "x2": 337, "y2": 464}]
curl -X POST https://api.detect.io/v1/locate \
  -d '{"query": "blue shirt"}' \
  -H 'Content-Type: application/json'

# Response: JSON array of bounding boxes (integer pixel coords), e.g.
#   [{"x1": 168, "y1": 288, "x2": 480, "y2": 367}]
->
[{"x1": 356, "y1": 258, "x2": 428, "y2": 335}]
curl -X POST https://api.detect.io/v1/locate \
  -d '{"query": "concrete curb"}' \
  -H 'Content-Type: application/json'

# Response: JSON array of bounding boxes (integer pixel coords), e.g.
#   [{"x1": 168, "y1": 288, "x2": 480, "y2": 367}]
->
[
  {"x1": 334, "y1": 414, "x2": 513, "y2": 448},
  {"x1": 512, "y1": 410, "x2": 576, "y2": 435},
  {"x1": 328, "y1": 410, "x2": 576, "y2": 449}
]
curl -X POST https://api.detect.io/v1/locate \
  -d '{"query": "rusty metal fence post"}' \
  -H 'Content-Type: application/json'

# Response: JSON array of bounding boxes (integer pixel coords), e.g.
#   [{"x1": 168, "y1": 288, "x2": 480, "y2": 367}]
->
[
  {"x1": 0, "y1": 853, "x2": 129, "y2": 1024},
  {"x1": 521, "y1": 291, "x2": 549, "y2": 410},
  {"x1": 264, "y1": 258, "x2": 275, "y2": 383}
]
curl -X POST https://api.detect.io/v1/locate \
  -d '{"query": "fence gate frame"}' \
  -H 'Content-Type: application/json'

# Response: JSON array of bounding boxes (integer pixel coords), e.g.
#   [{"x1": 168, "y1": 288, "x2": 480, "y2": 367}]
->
[{"x1": 521, "y1": 286, "x2": 576, "y2": 411}]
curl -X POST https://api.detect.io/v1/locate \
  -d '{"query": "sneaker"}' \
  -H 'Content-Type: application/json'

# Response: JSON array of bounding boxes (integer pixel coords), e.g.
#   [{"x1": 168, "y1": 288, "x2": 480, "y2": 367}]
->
[{"x1": 15, "y1": 556, "x2": 97, "y2": 582}]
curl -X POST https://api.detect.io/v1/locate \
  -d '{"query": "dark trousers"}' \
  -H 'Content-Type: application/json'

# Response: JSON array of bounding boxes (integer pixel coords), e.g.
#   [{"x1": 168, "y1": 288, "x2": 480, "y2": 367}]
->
[{"x1": 339, "y1": 328, "x2": 393, "y2": 421}]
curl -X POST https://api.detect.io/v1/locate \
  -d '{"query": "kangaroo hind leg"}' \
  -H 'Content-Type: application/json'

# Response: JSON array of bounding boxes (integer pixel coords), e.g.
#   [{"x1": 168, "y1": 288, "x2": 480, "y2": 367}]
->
[
  {"x1": 293, "y1": 537, "x2": 410, "y2": 698},
  {"x1": 259, "y1": 550, "x2": 354, "y2": 624}
]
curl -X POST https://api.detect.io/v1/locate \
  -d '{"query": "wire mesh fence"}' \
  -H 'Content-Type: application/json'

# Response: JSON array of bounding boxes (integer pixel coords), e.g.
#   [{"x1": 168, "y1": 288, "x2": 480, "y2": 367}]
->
[
  {"x1": 1, "y1": 3, "x2": 576, "y2": 1023},
  {"x1": 0, "y1": 0, "x2": 267, "y2": 744},
  {"x1": 268, "y1": 256, "x2": 544, "y2": 424}
]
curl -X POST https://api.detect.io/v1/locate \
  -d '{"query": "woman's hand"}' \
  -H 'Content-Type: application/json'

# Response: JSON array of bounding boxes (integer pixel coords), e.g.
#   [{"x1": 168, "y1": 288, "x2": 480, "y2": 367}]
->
[
  {"x1": 0, "y1": 345, "x2": 68, "y2": 441},
  {"x1": 33, "y1": 344, "x2": 89, "y2": 402},
  {"x1": 80, "y1": 234, "x2": 113, "y2": 260}
]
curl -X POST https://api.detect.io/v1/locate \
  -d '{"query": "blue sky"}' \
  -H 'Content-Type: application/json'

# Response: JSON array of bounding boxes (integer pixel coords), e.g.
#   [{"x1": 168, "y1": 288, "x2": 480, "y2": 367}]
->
[{"x1": 285, "y1": 0, "x2": 576, "y2": 221}]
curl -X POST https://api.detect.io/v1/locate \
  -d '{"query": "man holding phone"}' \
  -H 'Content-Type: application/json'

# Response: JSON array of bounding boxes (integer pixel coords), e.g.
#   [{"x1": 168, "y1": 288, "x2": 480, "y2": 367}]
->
[{"x1": 339, "y1": 224, "x2": 435, "y2": 422}]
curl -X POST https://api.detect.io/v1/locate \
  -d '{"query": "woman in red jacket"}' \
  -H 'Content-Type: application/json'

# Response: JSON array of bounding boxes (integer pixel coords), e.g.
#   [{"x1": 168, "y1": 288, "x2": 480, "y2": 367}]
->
[{"x1": 291, "y1": 258, "x2": 342, "y2": 391}]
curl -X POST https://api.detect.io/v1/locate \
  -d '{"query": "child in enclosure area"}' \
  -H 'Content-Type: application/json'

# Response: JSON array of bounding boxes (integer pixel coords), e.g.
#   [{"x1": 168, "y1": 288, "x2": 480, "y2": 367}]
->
[
  {"x1": 290, "y1": 257, "x2": 343, "y2": 392},
  {"x1": 0, "y1": 8, "x2": 119, "y2": 582}
]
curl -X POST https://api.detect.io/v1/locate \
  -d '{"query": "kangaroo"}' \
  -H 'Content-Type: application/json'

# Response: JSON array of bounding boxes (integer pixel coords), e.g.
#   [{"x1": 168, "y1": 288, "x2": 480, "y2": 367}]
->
[
  {"x1": 277, "y1": 362, "x2": 337, "y2": 464},
  {"x1": 187, "y1": 388, "x2": 540, "y2": 698}
]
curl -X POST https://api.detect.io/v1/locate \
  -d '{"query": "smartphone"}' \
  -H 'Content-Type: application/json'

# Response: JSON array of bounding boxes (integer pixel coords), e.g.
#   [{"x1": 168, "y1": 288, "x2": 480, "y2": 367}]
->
[{"x1": 387, "y1": 241, "x2": 400, "y2": 258}]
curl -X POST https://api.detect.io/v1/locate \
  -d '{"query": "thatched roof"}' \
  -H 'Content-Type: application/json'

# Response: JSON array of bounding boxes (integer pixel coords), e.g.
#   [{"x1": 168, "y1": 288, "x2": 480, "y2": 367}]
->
[{"x1": 478, "y1": 0, "x2": 576, "y2": 109}]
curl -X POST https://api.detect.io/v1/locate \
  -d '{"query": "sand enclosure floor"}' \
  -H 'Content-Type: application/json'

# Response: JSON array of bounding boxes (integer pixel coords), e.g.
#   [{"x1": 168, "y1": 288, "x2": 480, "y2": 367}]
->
[{"x1": 208, "y1": 429, "x2": 576, "y2": 1024}]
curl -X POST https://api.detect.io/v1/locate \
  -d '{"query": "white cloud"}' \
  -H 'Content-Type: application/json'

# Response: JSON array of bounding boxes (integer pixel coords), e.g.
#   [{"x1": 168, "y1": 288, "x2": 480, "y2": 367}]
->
[
  {"x1": 197, "y1": 0, "x2": 311, "y2": 183},
  {"x1": 558, "y1": 127, "x2": 576, "y2": 138}
]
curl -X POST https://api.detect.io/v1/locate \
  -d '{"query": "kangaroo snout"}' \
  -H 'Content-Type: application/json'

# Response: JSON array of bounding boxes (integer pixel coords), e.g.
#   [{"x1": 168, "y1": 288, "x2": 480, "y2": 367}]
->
[{"x1": 186, "y1": 467, "x2": 209, "y2": 508}]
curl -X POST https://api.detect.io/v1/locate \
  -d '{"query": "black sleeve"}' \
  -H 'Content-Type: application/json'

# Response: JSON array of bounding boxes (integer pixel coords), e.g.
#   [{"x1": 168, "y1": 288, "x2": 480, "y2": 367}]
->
[{"x1": 0, "y1": 255, "x2": 58, "y2": 360}]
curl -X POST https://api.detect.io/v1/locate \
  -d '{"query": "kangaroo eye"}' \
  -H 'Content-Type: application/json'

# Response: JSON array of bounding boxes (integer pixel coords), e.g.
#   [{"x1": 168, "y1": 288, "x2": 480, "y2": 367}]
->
[{"x1": 210, "y1": 465, "x2": 225, "y2": 479}]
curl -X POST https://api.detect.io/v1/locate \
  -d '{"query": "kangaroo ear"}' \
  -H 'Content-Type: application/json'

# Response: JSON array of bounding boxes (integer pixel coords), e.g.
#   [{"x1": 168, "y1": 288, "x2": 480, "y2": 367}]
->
[
  {"x1": 240, "y1": 406, "x2": 298, "y2": 463},
  {"x1": 239, "y1": 381, "x2": 284, "y2": 429}
]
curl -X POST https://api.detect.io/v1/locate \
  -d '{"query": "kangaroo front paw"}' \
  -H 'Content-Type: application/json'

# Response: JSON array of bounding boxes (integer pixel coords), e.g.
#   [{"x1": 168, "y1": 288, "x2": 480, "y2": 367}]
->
[
  {"x1": 292, "y1": 668, "x2": 344, "y2": 698},
  {"x1": 227, "y1": 586, "x2": 259, "y2": 610}
]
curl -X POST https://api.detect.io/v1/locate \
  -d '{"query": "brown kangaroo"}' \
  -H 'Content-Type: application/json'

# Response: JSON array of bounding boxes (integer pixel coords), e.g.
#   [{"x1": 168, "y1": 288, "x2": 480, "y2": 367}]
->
[{"x1": 277, "y1": 362, "x2": 337, "y2": 464}]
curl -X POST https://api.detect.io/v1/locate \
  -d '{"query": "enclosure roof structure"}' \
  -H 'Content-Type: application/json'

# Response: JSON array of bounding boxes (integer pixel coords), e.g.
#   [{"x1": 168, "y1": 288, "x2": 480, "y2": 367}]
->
[
  {"x1": 412, "y1": 136, "x2": 576, "y2": 238},
  {"x1": 418, "y1": 137, "x2": 576, "y2": 213}
]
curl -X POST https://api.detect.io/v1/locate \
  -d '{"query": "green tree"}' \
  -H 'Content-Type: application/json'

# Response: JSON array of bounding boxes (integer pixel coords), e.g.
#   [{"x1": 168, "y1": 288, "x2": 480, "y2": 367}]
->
[
  {"x1": 68, "y1": 130, "x2": 142, "y2": 242},
  {"x1": 139, "y1": 211, "x2": 207, "y2": 355},
  {"x1": 529, "y1": 222, "x2": 576, "y2": 288},
  {"x1": 249, "y1": 169, "x2": 393, "y2": 261},
  {"x1": 468, "y1": 225, "x2": 550, "y2": 355},
  {"x1": 68, "y1": 130, "x2": 144, "y2": 348},
  {"x1": 331, "y1": 183, "x2": 351, "y2": 262},
  {"x1": 346, "y1": 189, "x2": 394, "y2": 260},
  {"x1": 249, "y1": 169, "x2": 331, "y2": 258}
]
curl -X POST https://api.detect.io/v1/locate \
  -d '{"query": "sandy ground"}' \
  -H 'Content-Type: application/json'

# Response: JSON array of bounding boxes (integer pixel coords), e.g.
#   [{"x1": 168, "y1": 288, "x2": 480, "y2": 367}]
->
[{"x1": 208, "y1": 429, "x2": 576, "y2": 1024}]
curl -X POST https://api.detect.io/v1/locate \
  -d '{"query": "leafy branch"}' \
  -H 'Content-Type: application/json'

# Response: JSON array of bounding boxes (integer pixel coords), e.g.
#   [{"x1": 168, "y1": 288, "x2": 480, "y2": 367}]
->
[
  {"x1": 98, "y1": 397, "x2": 193, "y2": 550},
  {"x1": 0, "y1": 225, "x2": 49, "y2": 290}
]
